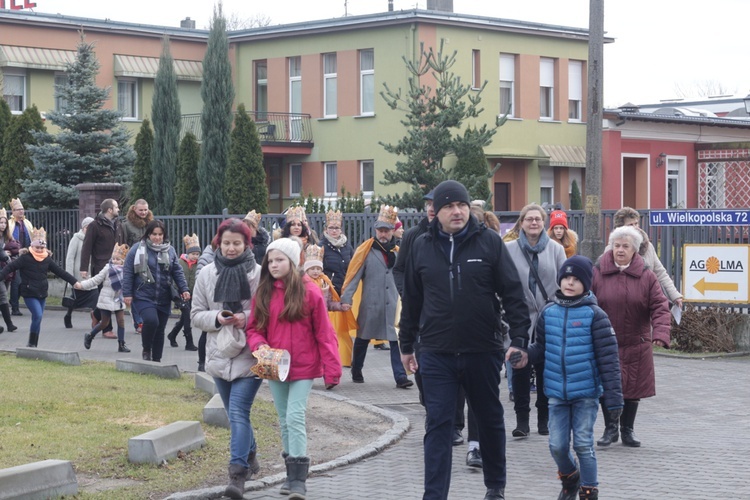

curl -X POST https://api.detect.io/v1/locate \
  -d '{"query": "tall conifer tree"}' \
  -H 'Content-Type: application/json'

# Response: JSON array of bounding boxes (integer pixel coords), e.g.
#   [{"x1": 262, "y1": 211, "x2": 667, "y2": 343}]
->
[
  {"x1": 225, "y1": 104, "x2": 268, "y2": 214},
  {"x1": 1, "y1": 106, "x2": 45, "y2": 204},
  {"x1": 174, "y1": 132, "x2": 200, "y2": 215},
  {"x1": 131, "y1": 119, "x2": 155, "y2": 205}
]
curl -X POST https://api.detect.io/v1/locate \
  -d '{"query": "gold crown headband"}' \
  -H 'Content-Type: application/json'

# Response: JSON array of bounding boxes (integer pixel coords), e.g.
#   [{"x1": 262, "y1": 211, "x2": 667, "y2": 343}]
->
[
  {"x1": 377, "y1": 205, "x2": 398, "y2": 226},
  {"x1": 286, "y1": 205, "x2": 306, "y2": 223},
  {"x1": 9, "y1": 198, "x2": 23, "y2": 211},
  {"x1": 304, "y1": 244, "x2": 325, "y2": 263},
  {"x1": 112, "y1": 243, "x2": 130, "y2": 261},
  {"x1": 31, "y1": 227, "x2": 47, "y2": 243},
  {"x1": 326, "y1": 210, "x2": 343, "y2": 227},
  {"x1": 244, "y1": 210, "x2": 262, "y2": 228}
]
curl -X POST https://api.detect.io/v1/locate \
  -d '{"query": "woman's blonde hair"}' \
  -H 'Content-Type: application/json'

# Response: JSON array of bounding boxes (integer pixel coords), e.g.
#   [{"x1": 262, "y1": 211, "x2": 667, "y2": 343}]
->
[{"x1": 252, "y1": 252, "x2": 308, "y2": 333}]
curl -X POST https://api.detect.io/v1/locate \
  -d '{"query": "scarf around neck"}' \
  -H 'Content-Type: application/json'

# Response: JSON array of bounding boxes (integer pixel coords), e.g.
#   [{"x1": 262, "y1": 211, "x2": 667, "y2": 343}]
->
[
  {"x1": 135, "y1": 240, "x2": 171, "y2": 284},
  {"x1": 213, "y1": 247, "x2": 254, "y2": 312},
  {"x1": 373, "y1": 237, "x2": 397, "y2": 269},
  {"x1": 519, "y1": 230, "x2": 550, "y2": 299},
  {"x1": 324, "y1": 232, "x2": 348, "y2": 249},
  {"x1": 30, "y1": 247, "x2": 49, "y2": 262}
]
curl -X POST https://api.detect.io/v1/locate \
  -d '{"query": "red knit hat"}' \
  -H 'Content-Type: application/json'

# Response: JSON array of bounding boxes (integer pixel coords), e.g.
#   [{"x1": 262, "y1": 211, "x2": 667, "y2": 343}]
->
[{"x1": 549, "y1": 210, "x2": 568, "y2": 229}]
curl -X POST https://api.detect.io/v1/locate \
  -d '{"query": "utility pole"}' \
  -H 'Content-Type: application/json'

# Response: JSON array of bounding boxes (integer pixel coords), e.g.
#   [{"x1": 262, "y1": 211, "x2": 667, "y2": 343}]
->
[{"x1": 581, "y1": 0, "x2": 605, "y2": 261}]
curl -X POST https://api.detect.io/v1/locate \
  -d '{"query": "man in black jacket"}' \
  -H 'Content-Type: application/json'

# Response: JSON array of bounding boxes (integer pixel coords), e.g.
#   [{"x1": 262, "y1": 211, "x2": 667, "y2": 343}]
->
[
  {"x1": 400, "y1": 180, "x2": 530, "y2": 500},
  {"x1": 392, "y1": 191, "x2": 434, "y2": 297}
]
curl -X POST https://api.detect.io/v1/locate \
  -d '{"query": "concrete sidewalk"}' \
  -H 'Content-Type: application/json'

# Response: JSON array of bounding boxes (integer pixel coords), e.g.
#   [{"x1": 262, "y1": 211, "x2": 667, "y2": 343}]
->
[{"x1": 2, "y1": 307, "x2": 750, "y2": 499}]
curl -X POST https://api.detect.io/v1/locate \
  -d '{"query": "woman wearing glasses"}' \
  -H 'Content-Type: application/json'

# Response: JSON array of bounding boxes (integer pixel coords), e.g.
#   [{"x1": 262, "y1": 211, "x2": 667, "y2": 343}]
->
[{"x1": 504, "y1": 204, "x2": 567, "y2": 438}]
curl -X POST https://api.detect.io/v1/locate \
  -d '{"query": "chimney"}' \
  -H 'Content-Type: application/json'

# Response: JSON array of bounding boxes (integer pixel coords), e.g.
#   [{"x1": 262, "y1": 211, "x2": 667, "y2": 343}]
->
[
  {"x1": 426, "y1": 0, "x2": 453, "y2": 12},
  {"x1": 180, "y1": 17, "x2": 196, "y2": 29},
  {"x1": 388, "y1": 0, "x2": 393, "y2": 11}
]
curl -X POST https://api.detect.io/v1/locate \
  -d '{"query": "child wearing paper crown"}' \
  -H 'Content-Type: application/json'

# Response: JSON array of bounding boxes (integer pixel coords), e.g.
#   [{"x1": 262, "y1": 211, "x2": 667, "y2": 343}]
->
[
  {"x1": 506, "y1": 255, "x2": 623, "y2": 500},
  {"x1": 246, "y1": 238, "x2": 341, "y2": 499},
  {"x1": 166, "y1": 234, "x2": 200, "y2": 351},
  {"x1": 75, "y1": 243, "x2": 132, "y2": 353}
]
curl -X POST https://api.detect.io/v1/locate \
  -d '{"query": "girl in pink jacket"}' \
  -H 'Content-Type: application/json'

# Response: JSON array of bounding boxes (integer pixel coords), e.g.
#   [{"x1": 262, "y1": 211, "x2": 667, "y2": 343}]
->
[{"x1": 246, "y1": 238, "x2": 341, "y2": 500}]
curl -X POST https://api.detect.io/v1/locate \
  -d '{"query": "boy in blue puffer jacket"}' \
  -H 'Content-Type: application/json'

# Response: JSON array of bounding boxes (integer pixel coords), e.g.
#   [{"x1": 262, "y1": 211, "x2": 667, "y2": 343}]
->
[{"x1": 507, "y1": 255, "x2": 622, "y2": 500}]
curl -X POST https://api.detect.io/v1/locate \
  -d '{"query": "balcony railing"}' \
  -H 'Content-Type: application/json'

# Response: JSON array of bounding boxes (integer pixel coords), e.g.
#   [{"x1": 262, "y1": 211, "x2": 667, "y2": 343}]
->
[{"x1": 180, "y1": 111, "x2": 313, "y2": 145}]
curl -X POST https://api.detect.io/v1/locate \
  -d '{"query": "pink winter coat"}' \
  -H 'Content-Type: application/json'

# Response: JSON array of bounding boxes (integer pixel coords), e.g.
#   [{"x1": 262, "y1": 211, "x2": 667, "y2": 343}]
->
[
  {"x1": 592, "y1": 251, "x2": 671, "y2": 400},
  {"x1": 246, "y1": 275, "x2": 342, "y2": 386}
]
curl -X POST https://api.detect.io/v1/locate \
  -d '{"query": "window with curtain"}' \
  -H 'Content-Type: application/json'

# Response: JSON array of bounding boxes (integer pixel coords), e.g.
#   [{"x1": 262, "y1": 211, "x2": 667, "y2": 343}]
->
[
  {"x1": 499, "y1": 53, "x2": 515, "y2": 117},
  {"x1": 323, "y1": 53, "x2": 337, "y2": 117},
  {"x1": 540, "y1": 57, "x2": 555, "y2": 119},
  {"x1": 325, "y1": 162, "x2": 338, "y2": 196},
  {"x1": 255, "y1": 60, "x2": 268, "y2": 120},
  {"x1": 360, "y1": 49, "x2": 374, "y2": 115},
  {"x1": 361, "y1": 160, "x2": 374, "y2": 194},
  {"x1": 54, "y1": 74, "x2": 69, "y2": 113},
  {"x1": 290, "y1": 163, "x2": 302, "y2": 197},
  {"x1": 117, "y1": 79, "x2": 137, "y2": 119},
  {"x1": 2, "y1": 73, "x2": 26, "y2": 113},
  {"x1": 568, "y1": 60, "x2": 583, "y2": 121}
]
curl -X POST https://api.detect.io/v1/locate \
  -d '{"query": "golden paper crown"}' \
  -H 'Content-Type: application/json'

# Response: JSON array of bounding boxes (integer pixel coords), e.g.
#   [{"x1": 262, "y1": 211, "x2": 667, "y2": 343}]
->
[
  {"x1": 304, "y1": 244, "x2": 325, "y2": 264},
  {"x1": 9, "y1": 198, "x2": 23, "y2": 211},
  {"x1": 0, "y1": 208, "x2": 6, "y2": 220},
  {"x1": 112, "y1": 243, "x2": 130, "y2": 261},
  {"x1": 286, "y1": 205, "x2": 306, "y2": 223},
  {"x1": 377, "y1": 205, "x2": 398, "y2": 228},
  {"x1": 244, "y1": 210, "x2": 262, "y2": 228},
  {"x1": 326, "y1": 210, "x2": 342, "y2": 227},
  {"x1": 31, "y1": 226, "x2": 46, "y2": 244},
  {"x1": 183, "y1": 233, "x2": 201, "y2": 253}
]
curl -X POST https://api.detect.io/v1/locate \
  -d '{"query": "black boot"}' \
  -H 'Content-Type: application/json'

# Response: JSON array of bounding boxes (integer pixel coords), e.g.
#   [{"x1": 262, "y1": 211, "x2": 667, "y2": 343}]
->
[
  {"x1": 118, "y1": 341, "x2": 131, "y2": 353},
  {"x1": 27, "y1": 332, "x2": 39, "y2": 347},
  {"x1": 512, "y1": 411, "x2": 530, "y2": 437},
  {"x1": 84, "y1": 329, "x2": 98, "y2": 350},
  {"x1": 286, "y1": 456, "x2": 310, "y2": 500},
  {"x1": 557, "y1": 469, "x2": 580, "y2": 500},
  {"x1": 225, "y1": 463, "x2": 248, "y2": 499},
  {"x1": 537, "y1": 406, "x2": 549, "y2": 436},
  {"x1": 142, "y1": 350, "x2": 151, "y2": 361},
  {"x1": 197, "y1": 331, "x2": 207, "y2": 372},
  {"x1": 280, "y1": 451, "x2": 290, "y2": 495},
  {"x1": 620, "y1": 400, "x2": 641, "y2": 447},
  {"x1": 64, "y1": 307, "x2": 73, "y2": 329},
  {"x1": 167, "y1": 327, "x2": 179, "y2": 347},
  {"x1": 579, "y1": 486, "x2": 599, "y2": 499},
  {"x1": 184, "y1": 330, "x2": 198, "y2": 351},
  {"x1": 1, "y1": 303, "x2": 17, "y2": 331},
  {"x1": 597, "y1": 399, "x2": 619, "y2": 446},
  {"x1": 247, "y1": 449, "x2": 260, "y2": 477}
]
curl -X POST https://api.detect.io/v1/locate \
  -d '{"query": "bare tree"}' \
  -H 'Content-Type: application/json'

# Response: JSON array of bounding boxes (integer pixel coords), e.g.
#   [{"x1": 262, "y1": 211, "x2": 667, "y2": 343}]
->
[
  {"x1": 221, "y1": 12, "x2": 272, "y2": 31},
  {"x1": 673, "y1": 80, "x2": 737, "y2": 98}
]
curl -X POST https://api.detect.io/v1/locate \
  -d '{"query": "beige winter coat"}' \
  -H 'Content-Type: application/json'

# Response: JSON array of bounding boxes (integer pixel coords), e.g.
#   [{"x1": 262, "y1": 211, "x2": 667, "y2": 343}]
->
[{"x1": 190, "y1": 260, "x2": 262, "y2": 381}]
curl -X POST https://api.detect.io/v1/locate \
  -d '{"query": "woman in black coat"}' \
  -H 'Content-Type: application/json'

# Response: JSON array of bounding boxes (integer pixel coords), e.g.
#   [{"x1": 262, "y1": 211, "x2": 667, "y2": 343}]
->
[
  {"x1": 319, "y1": 210, "x2": 353, "y2": 295},
  {"x1": 0, "y1": 228, "x2": 78, "y2": 347}
]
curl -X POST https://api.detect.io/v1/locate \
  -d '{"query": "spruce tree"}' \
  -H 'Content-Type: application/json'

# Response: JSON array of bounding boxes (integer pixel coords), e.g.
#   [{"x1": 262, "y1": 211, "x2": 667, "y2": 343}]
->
[
  {"x1": 1, "y1": 106, "x2": 46, "y2": 204},
  {"x1": 225, "y1": 104, "x2": 268, "y2": 214},
  {"x1": 0, "y1": 99, "x2": 12, "y2": 195},
  {"x1": 379, "y1": 40, "x2": 499, "y2": 209},
  {"x1": 174, "y1": 132, "x2": 200, "y2": 215},
  {"x1": 452, "y1": 127, "x2": 497, "y2": 209},
  {"x1": 131, "y1": 119, "x2": 154, "y2": 204},
  {"x1": 197, "y1": 4, "x2": 234, "y2": 214},
  {"x1": 570, "y1": 179, "x2": 582, "y2": 210},
  {"x1": 150, "y1": 36, "x2": 181, "y2": 215},
  {"x1": 25, "y1": 33, "x2": 135, "y2": 208}
]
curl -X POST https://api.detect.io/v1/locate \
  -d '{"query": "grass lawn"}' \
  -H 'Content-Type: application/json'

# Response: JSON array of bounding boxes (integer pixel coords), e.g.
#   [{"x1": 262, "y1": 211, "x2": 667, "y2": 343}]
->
[{"x1": 0, "y1": 353, "x2": 280, "y2": 499}]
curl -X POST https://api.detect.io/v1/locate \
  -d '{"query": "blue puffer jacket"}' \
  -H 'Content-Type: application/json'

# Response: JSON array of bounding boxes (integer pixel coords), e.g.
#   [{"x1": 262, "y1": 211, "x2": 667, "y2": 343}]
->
[
  {"x1": 528, "y1": 290, "x2": 623, "y2": 410},
  {"x1": 122, "y1": 242, "x2": 189, "y2": 309}
]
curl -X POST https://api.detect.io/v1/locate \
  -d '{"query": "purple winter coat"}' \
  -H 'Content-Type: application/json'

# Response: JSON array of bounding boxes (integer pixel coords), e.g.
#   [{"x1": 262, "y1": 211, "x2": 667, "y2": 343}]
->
[{"x1": 592, "y1": 250, "x2": 671, "y2": 399}]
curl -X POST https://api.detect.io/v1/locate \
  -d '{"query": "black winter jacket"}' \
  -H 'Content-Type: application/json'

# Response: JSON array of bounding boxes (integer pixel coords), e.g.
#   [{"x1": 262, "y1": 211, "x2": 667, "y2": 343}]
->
[
  {"x1": 80, "y1": 213, "x2": 126, "y2": 276},
  {"x1": 252, "y1": 227, "x2": 270, "y2": 264},
  {"x1": 0, "y1": 252, "x2": 77, "y2": 299},
  {"x1": 400, "y1": 216, "x2": 530, "y2": 354},
  {"x1": 393, "y1": 217, "x2": 430, "y2": 297},
  {"x1": 320, "y1": 235, "x2": 354, "y2": 295}
]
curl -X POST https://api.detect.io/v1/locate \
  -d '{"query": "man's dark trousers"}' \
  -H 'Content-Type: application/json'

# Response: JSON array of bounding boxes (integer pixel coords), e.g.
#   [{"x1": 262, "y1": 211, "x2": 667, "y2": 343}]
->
[{"x1": 419, "y1": 350, "x2": 506, "y2": 500}]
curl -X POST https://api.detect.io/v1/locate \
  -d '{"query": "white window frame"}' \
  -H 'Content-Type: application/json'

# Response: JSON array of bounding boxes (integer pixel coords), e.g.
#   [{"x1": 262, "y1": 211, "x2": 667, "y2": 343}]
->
[
  {"x1": 324, "y1": 162, "x2": 338, "y2": 197},
  {"x1": 568, "y1": 60, "x2": 583, "y2": 122},
  {"x1": 2, "y1": 70, "x2": 26, "y2": 114},
  {"x1": 117, "y1": 78, "x2": 138, "y2": 120},
  {"x1": 323, "y1": 53, "x2": 337, "y2": 118},
  {"x1": 666, "y1": 157, "x2": 687, "y2": 208},
  {"x1": 54, "y1": 73, "x2": 69, "y2": 113},
  {"x1": 359, "y1": 49, "x2": 374, "y2": 116},
  {"x1": 289, "y1": 57, "x2": 302, "y2": 140},
  {"x1": 499, "y1": 54, "x2": 515, "y2": 118},
  {"x1": 255, "y1": 60, "x2": 268, "y2": 120},
  {"x1": 540, "y1": 58, "x2": 555, "y2": 120},
  {"x1": 289, "y1": 163, "x2": 302, "y2": 197},
  {"x1": 360, "y1": 160, "x2": 375, "y2": 196}
]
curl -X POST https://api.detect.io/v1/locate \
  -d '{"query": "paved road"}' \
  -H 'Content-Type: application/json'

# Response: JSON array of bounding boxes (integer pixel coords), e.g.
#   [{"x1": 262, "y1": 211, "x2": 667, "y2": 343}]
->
[{"x1": 2, "y1": 307, "x2": 750, "y2": 499}]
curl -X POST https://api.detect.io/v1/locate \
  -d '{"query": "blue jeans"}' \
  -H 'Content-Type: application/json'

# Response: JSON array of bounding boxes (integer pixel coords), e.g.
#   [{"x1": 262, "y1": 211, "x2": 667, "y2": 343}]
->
[
  {"x1": 352, "y1": 337, "x2": 407, "y2": 383},
  {"x1": 548, "y1": 397, "x2": 599, "y2": 488},
  {"x1": 23, "y1": 297, "x2": 45, "y2": 333},
  {"x1": 214, "y1": 376, "x2": 263, "y2": 468},
  {"x1": 268, "y1": 379, "x2": 314, "y2": 457},
  {"x1": 419, "y1": 351, "x2": 506, "y2": 499}
]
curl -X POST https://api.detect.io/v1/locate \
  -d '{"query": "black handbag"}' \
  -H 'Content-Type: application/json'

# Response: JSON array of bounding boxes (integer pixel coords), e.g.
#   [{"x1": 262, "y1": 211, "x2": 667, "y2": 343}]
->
[{"x1": 61, "y1": 283, "x2": 76, "y2": 309}]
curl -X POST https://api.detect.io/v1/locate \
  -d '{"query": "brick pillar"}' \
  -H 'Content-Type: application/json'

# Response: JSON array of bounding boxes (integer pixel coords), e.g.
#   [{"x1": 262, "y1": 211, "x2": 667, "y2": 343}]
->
[{"x1": 75, "y1": 183, "x2": 123, "y2": 220}]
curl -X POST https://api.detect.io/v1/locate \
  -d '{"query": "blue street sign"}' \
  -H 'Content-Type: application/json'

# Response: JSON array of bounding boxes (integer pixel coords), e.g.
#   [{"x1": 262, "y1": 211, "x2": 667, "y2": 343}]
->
[{"x1": 649, "y1": 210, "x2": 750, "y2": 226}]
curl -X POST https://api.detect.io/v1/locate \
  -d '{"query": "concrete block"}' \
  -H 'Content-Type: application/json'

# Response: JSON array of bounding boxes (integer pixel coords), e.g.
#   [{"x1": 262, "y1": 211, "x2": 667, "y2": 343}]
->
[
  {"x1": 116, "y1": 358, "x2": 181, "y2": 379},
  {"x1": 128, "y1": 421, "x2": 206, "y2": 464},
  {"x1": 194, "y1": 372, "x2": 217, "y2": 395},
  {"x1": 732, "y1": 314, "x2": 750, "y2": 351},
  {"x1": 0, "y1": 459, "x2": 78, "y2": 499},
  {"x1": 202, "y1": 394, "x2": 229, "y2": 429},
  {"x1": 15, "y1": 348, "x2": 81, "y2": 366}
]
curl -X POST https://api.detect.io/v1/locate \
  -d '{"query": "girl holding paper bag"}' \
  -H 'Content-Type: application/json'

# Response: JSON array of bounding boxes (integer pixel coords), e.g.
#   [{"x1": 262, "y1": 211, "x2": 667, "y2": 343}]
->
[
  {"x1": 190, "y1": 218, "x2": 262, "y2": 500},
  {"x1": 246, "y1": 238, "x2": 341, "y2": 500}
]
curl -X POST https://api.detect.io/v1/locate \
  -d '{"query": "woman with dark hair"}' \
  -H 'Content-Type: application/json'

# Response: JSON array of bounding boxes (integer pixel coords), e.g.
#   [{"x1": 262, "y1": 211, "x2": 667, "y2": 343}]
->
[
  {"x1": 191, "y1": 218, "x2": 262, "y2": 499},
  {"x1": 279, "y1": 206, "x2": 318, "y2": 246},
  {"x1": 123, "y1": 220, "x2": 190, "y2": 362}
]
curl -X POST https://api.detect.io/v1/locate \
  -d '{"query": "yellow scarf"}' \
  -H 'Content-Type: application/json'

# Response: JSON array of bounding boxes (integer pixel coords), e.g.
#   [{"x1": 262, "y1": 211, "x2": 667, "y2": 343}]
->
[{"x1": 30, "y1": 247, "x2": 49, "y2": 262}]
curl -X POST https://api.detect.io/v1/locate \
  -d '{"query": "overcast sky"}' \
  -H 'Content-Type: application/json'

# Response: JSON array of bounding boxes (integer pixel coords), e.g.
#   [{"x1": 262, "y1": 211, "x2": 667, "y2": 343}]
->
[{"x1": 18, "y1": 0, "x2": 750, "y2": 107}]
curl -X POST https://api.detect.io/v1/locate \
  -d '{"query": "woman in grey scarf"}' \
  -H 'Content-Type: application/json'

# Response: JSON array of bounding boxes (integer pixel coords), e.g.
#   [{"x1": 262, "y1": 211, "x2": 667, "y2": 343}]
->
[{"x1": 123, "y1": 220, "x2": 189, "y2": 362}]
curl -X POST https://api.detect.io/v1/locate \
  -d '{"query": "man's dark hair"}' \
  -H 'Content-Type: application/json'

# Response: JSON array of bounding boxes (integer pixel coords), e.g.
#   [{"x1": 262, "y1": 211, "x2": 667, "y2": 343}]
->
[{"x1": 101, "y1": 199, "x2": 117, "y2": 213}]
